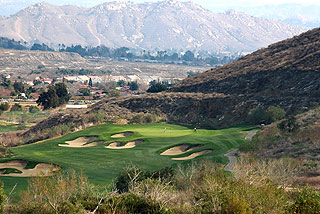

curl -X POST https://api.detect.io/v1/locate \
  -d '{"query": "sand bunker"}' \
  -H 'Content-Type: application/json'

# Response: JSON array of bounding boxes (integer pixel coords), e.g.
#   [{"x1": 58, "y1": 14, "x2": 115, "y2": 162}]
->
[
  {"x1": 161, "y1": 144, "x2": 203, "y2": 156},
  {"x1": 106, "y1": 140, "x2": 143, "y2": 149},
  {"x1": 111, "y1": 132, "x2": 133, "y2": 138},
  {"x1": 59, "y1": 137, "x2": 100, "y2": 148},
  {"x1": 0, "y1": 160, "x2": 59, "y2": 177},
  {"x1": 172, "y1": 150, "x2": 212, "y2": 161}
]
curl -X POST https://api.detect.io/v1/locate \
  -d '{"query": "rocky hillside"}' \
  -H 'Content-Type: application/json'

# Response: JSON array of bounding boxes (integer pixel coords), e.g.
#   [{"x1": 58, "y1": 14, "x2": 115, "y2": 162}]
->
[
  {"x1": 0, "y1": 1, "x2": 304, "y2": 51},
  {"x1": 170, "y1": 27, "x2": 320, "y2": 97}
]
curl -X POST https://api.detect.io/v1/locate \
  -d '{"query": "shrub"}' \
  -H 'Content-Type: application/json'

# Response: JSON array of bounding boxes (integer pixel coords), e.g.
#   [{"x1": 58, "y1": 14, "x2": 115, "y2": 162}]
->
[
  {"x1": 108, "y1": 89, "x2": 120, "y2": 97},
  {"x1": 288, "y1": 187, "x2": 320, "y2": 213},
  {"x1": 114, "y1": 166, "x2": 174, "y2": 193},
  {"x1": 278, "y1": 116, "x2": 300, "y2": 133},
  {"x1": 10, "y1": 103, "x2": 22, "y2": 111},
  {"x1": 106, "y1": 193, "x2": 166, "y2": 214},
  {"x1": 15, "y1": 171, "x2": 95, "y2": 214},
  {"x1": 29, "y1": 106, "x2": 40, "y2": 113},
  {"x1": 130, "y1": 113, "x2": 158, "y2": 124},
  {"x1": 247, "y1": 107, "x2": 272, "y2": 125},
  {"x1": 0, "y1": 181, "x2": 6, "y2": 214},
  {"x1": 147, "y1": 83, "x2": 168, "y2": 93},
  {"x1": 248, "y1": 106, "x2": 286, "y2": 125},
  {"x1": 0, "y1": 102, "x2": 9, "y2": 111},
  {"x1": 266, "y1": 106, "x2": 286, "y2": 121}
]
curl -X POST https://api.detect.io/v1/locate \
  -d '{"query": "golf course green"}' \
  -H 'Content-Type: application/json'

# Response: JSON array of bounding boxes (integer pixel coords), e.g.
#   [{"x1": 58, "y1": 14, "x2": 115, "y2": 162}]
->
[{"x1": 0, "y1": 123, "x2": 256, "y2": 196}]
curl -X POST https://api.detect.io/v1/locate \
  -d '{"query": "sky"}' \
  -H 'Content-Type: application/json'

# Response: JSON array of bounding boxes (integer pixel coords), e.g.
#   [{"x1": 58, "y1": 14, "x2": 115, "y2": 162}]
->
[
  {"x1": 1, "y1": 0, "x2": 320, "y2": 17},
  {"x1": 2, "y1": 0, "x2": 320, "y2": 8}
]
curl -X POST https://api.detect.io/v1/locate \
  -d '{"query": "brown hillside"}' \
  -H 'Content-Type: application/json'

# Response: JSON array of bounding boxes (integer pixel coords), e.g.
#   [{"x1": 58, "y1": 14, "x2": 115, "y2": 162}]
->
[{"x1": 170, "y1": 28, "x2": 320, "y2": 96}]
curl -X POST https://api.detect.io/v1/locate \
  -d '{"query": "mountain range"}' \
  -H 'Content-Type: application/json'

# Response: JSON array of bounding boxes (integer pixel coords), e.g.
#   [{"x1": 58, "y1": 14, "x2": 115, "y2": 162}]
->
[{"x1": 0, "y1": 0, "x2": 304, "y2": 52}]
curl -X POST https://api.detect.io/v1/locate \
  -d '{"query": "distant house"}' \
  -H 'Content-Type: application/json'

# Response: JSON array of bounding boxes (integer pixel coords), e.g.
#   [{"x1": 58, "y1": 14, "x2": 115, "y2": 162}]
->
[{"x1": 40, "y1": 78, "x2": 53, "y2": 84}]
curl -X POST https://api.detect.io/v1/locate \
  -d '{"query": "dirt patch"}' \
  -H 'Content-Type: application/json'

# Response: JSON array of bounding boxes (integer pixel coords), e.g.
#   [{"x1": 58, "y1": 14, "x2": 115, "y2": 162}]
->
[
  {"x1": 111, "y1": 132, "x2": 133, "y2": 138},
  {"x1": 171, "y1": 150, "x2": 212, "y2": 161},
  {"x1": 161, "y1": 144, "x2": 203, "y2": 156},
  {"x1": 0, "y1": 160, "x2": 59, "y2": 177},
  {"x1": 105, "y1": 140, "x2": 143, "y2": 149},
  {"x1": 58, "y1": 137, "x2": 99, "y2": 148}
]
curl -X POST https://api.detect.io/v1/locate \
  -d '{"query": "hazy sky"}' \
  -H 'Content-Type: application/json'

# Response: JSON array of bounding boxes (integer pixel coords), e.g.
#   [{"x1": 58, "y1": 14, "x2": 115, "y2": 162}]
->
[
  {"x1": 3, "y1": 0, "x2": 319, "y2": 8},
  {"x1": 1, "y1": 0, "x2": 320, "y2": 17},
  {"x1": 53, "y1": 0, "x2": 320, "y2": 7}
]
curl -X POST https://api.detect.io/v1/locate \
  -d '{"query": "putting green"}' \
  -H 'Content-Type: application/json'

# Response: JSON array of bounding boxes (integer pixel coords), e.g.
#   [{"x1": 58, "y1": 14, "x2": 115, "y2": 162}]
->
[{"x1": 0, "y1": 123, "x2": 256, "y2": 196}]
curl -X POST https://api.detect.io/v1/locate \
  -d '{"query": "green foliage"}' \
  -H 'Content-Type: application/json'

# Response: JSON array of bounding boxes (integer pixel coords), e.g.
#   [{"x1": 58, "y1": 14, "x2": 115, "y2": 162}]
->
[
  {"x1": 108, "y1": 193, "x2": 166, "y2": 214},
  {"x1": 56, "y1": 68, "x2": 93, "y2": 76},
  {"x1": 0, "y1": 181, "x2": 6, "y2": 214},
  {"x1": 108, "y1": 89, "x2": 120, "y2": 97},
  {"x1": 288, "y1": 187, "x2": 320, "y2": 213},
  {"x1": 130, "y1": 113, "x2": 158, "y2": 124},
  {"x1": 55, "y1": 83, "x2": 71, "y2": 105},
  {"x1": 182, "y1": 50, "x2": 194, "y2": 61},
  {"x1": 117, "y1": 80, "x2": 126, "y2": 87},
  {"x1": 87, "y1": 110, "x2": 105, "y2": 124},
  {"x1": 29, "y1": 106, "x2": 40, "y2": 113},
  {"x1": 37, "y1": 83, "x2": 70, "y2": 109},
  {"x1": 114, "y1": 166, "x2": 175, "y2": 193},
  {"x1": 278, "y1": 116, "x2": 300, "y2": 133},
  {"x1": 247, "y1": 108, "x2": 272, "y2": 125},
  {"x1": 37, "y1": 86, "x2": 59, "y2": 110},
  {"x1": 248, "y1": 106, "x2": 286, "y2": 125},
  {"x1": 13, "y1": 81, "x2": 25, "y2": 93},
  {"x1": 147, "y1": 82, "x2": 168, "y2": 93},
  {"x1": 79, "y1": 88, "x2": 90, "y2": 96},
  {"x1": 128, "y1": 82, "x2": 139, "y2": 91},
  {"x1": 266, "y1": 106, "x2": 286, "y2": 121},
  {"x1": 0, "y1": 102, "x2": 9, "y2": 111},
  {"x1": 88, "y1": 78, "x2": 93, "y2": 87},
  {"x1": 10, "y1": 103, "x2": 22, "y2": 111}
]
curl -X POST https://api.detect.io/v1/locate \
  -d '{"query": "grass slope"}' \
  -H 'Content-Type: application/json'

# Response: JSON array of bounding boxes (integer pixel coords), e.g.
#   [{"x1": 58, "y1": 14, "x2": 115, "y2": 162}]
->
[{"x1": 0, "y1": 123, "x2": 255, "y2": 196}]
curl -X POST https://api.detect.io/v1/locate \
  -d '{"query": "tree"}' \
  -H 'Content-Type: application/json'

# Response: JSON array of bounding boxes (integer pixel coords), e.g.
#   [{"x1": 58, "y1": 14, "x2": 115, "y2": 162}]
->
[
  {"x1": 13, "y1": 81, "x2": 25, "y2": 93},
  {"x1": 37, "y1": 86, "x2": 59, "y2": 110},
  {"x1": 88, "y1": 78, "x2": 93, "y2": 87},
  {"x1": 182, "y1": 50, "x2": 194, "y2": 61},
  {"x1": 37, "y1": 83, "x2": 70, "y2": 109},
  {"x1": 147, "y1": 82, "x2": 168, "y2": 93},
  {"x1": 128, "y1": 82, "x2": 139, "y2": 91},
  {"x1": 79, "y1": 88, "x2": 91, "y2": 96},
  {"x1": 266, "y1": 106, "x2": 286, "y2": 122},
  {"x1": 247, "y1": 108, "x2": 272, "y2": 125},
  {"x1": 0, "y1": 103, "x2": 9, "y2": 111},
  {"x1": 117, "y1": 80, "x2": 126, "y2": 87},
  {"x1": 54, "y1": 83, "x2": 71, "y2": 105}
]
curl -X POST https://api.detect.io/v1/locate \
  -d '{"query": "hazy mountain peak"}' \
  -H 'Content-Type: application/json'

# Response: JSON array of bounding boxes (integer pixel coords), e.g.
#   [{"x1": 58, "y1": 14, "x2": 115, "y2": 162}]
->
[{"x1": 0, "y1": 1, "x2": 305, "y2": 52}]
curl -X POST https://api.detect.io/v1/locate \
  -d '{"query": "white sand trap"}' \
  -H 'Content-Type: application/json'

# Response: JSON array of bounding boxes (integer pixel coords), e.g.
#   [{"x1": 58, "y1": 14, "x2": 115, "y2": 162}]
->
[
  {"x1": 106, "y1": 140, "x2": 143, "y2": 149},
  {"x1": 0, "y1": 160, "x2": 60, "y2": 177},
  {"x1": 59, "y1": 137, "x2": 99, "y2": 148},
  {"x1": 161, "y1": 144, "x2": 203, "y2": 156},
  {"x1": 111, "y1": 132, "x2": 133, "y2": 138},
  {"x1": 172, "y1": 150, "x2": 212, "y2": 161}
]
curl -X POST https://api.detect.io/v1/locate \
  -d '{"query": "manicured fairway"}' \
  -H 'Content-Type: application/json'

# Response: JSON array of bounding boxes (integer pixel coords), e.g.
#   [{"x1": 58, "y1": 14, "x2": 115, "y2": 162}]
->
[{"x1": 0, "y1": 123, "x2": 256, "y2": 196}]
